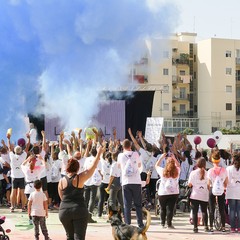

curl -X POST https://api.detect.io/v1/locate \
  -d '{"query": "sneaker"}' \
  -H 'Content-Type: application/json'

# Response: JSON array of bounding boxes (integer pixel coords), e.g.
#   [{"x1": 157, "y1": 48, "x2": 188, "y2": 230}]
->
[
  {"x1": 6, "y1": 183, "x2": 11, "y2": 190},
  {"x1": 10, "y1": 207, "x2": 14, "y2": 213},
  {"x1": 221, "y1": 228, "x2": 229, "y2": 234},
  {"x1": 161, "y1": 225, "x2": 167, "y2": 229},
  {"x1": 231, "y1": 228, "x2": 236, "y2": 233},
  {"x1": 204, "y1": 227, "x2": 210, "y2": 232},
  {"x1": 167, "y1": 225, "x2": 175, "y2": 229},
  {"x1": 29, "y1": 219, "x2": 33, "y2": 225},
  {"x1": 88, "y1": 217, "x2": 97, "y2": 223},
  {"x1": 22, "y1": 208, "x2": 27, "y2": 212},
  {"x1": 209, "y1": 228, "x2": 214, "y2": 233},
  {"x1": 193, "y1": 228, "x2": 198, "y2": 233}
]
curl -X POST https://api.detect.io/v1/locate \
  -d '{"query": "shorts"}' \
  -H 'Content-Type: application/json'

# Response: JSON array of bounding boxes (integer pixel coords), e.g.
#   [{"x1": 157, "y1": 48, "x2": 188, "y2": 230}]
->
[
  {"x1": 40, "y1": 176, "x2": 48, "y2": 192},
  {"x1": 12, "y1": 178, "x2": 25, "y2": 189}
]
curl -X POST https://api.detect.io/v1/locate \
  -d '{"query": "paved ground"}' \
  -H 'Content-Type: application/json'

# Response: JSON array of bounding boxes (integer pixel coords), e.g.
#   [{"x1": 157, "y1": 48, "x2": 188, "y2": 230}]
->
[{"x1": 1, "y1": 207, "x2": 238, "y2": 240}]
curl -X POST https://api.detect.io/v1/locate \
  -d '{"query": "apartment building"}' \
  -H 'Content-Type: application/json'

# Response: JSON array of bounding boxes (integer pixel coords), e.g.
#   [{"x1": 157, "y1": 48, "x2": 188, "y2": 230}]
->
[
  {"x1": 133, "y1": 32, "x2": 199, "y2": 134},
  {"x1": 133, "y1": 33, "x2": 240, "y2": 135}
]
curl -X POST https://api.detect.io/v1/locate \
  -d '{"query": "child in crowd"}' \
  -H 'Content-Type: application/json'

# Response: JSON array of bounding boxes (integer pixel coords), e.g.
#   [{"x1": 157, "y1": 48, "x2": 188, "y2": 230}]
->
[{"x1": 28, "y1": 180, "x2": 51, "y2": 240}]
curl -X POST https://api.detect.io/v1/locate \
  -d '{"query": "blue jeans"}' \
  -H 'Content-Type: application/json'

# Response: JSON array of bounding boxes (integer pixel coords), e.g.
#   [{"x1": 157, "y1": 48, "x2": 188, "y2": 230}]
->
[
  {"x1": 228, "y1": 199, "x2": 240, "y2": 228},
  {"x1": 122, "y1": 184, "x2": 143, "y2": 228}
]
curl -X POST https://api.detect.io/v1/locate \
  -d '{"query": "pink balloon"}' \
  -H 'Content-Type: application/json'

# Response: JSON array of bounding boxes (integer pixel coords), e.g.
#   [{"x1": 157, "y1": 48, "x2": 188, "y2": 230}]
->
[
  {"x1": 17, "y1": 138, "x2": 26, "y2": 147},
  {"x1": 194, "y1": 136, "x2": 202, "y2": 145},
  {"x1": 207, "y1": 138, "x2": 216, "y2": 148}
]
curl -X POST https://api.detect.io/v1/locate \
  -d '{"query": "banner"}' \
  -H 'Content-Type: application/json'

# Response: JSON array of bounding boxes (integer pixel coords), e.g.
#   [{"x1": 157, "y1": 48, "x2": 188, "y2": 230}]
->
[{"x1": 145, "y1": 117, "x2": 164, "y2": 147}]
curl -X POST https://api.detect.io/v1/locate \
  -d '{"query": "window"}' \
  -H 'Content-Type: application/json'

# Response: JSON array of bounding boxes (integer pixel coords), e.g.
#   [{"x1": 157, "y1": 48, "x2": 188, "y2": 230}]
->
[
  {"x1": 163, "y1": 103, "x2": 169, "y2": 111},
  {"x1": 226, "y1": 68, "x2": 232, "y2": 75},
  {"x1": 180, "y1": 88, "x2": 186, "y2": 99},
  {"x1": 226, "y1": 121, "x2": 232, "y2": 128},
  {"x1": 237, "y1": 88, "x2": 240, "y2": 98},
  {"x1": 236, "y1": 70, "x2": 240, "y2": 81},
  {"x1": 180, "y1": 104, "x2": 186, "y2": 114},
  {"x1": 226, "y1": 85, "x2": 232, "y2": 93},
  {"x1": 226, "y1": 50, "x2": 231, "y2": 57},
  {"x1": 162, "y1": 51, "x2": 169, "y2": 58},
  {"x1": 179, "y1": 70, "x2": 185, "y2": 76},
  {"x1": 163, "y1": 68, "x2": 169, "y2": 75},
  {"x1": 226, "y1": 103, "x2": 232, "y2": 110}
]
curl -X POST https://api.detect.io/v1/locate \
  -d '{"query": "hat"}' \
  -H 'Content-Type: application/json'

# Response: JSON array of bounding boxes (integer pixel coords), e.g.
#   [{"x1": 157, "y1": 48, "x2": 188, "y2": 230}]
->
[
  {"x1": 211, "y1": 157, "x2": 220, "y2": 163},
  {"x1": 14, "y1": 146, "x2": 22, "y2": 155}
]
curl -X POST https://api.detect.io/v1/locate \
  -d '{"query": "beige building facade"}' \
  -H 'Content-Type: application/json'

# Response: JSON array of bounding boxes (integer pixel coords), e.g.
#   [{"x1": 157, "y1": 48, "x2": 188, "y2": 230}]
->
[{"x1": 133, "y1": 33, "x2": 240, "y2": 135}]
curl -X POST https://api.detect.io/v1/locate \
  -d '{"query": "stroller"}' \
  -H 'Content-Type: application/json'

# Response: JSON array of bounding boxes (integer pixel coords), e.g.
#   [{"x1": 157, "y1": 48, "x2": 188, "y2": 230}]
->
[
  {"x1": 0, "y1": 216, "x2": 11, "y2": 240},
  {"x1": 178, "y1": 180, "x2": 191, "y2": 212}
]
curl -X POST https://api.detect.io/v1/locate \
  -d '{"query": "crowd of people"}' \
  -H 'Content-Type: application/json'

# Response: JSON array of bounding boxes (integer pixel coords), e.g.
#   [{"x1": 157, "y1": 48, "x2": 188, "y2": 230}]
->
[{"x1": 0, "y1": 125, "x2": 239, "y2": 239}]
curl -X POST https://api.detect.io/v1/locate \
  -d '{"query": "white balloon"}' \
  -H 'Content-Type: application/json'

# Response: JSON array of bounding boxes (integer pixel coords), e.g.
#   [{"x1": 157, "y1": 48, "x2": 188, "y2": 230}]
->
[{"x1": 213, "y1": 131, "x2": 223, "y2": 144}]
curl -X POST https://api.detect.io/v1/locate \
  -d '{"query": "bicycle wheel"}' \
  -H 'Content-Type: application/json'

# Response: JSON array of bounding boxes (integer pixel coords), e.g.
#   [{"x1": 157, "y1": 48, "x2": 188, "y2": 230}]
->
[
  {"x1": 214, "y1": 204, "x2": 222, "y2": 231},
  {"x1": 0, "y1": 235, "x2": 10, "y2": 240}
]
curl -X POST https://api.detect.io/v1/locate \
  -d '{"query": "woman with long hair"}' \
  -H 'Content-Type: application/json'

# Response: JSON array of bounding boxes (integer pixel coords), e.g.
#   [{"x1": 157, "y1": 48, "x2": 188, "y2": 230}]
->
[
  {"x1": 155, "y1": 152, "x2": 180, "y2": 229},
  {"x1": 226, "y1": 153, "x2": 240, "y2": 233},
  {"x1": 188, "y1": 157, "x2": 209, "y2": 233},
  {"x1": 207, "y1": 149, "x2": 228, "y2": 232}
]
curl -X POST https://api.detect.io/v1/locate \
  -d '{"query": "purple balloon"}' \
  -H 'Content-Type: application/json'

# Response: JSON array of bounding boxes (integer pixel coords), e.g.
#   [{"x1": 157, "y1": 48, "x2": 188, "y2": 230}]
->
[
  {"x1": 17, "y1": 138, "x2": 26, "y2": 147},
  {"x1": 207, "y1": 138, "x2": 216, "y2": 148},
  {"x1": 194, "y1": 136, "x2": 201, "y2": 145}
]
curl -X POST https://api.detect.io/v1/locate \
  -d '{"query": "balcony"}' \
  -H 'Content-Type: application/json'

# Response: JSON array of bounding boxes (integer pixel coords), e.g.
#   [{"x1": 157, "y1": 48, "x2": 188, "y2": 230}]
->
[
  {"x1": 172, "y1": 111, "x2": 192, "y2": 118},
  {"x1": 172, "y1": 94, "x2": 190, "y2": 101},
  {"x1": 172, "y1": 53, "x2": 190, "y2": 65}
]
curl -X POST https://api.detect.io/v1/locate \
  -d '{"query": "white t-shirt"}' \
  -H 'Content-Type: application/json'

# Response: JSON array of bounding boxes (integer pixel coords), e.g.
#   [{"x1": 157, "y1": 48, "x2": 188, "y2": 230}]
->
[
  {"x1": 29, "y1": 128, "x2": 37, "y2": 144},
  {"x1": 51, "y1": 159, "x2": 62, "y2": 183},
  {"x1": 21, "y1": 164, "x2": 45, "y2": 194},
  {"x1": 84, "y1": 155, "x2": 102, "y2": 186},
  {"x1": 188, "y1": 168, "x2": 209, "y2": 202},
  {"x1": 78, "y1": 157, "x2": 86, "y2": 174},
  {"x1": 156, "y1": 166, "x2": 180, "y2": 196},
  {"x1": 146, "y1": 156, "x2": 158, "y2": 179},
  {"x1": 9, "y1": 151, "x2": 27, "y2": 178},
  {"x1": 179, "y1": 158, "x2": 194, "y2": 181},
  {"x1": 29, "y1": 190, "x2": 47, "y2": 217},
  {"x1": 117, "y1": 150, "x2": 142, "y2": 186},
  {"x1": 226, "y1": 165, "x2": 240, "y2": 200},
  {"x1": 35, "y1": 150, "x2": 47, "y2": 179},
  {"x1": 139, "y1": 148, "x2": 151, "y2": 173},
  {"x1": 100, "y1": 158, "x2": 111, "y2": 184},
  {"x1": 110, "y1": 161, "x2": 121, "y2": 178},
  {"x1": 207, "y1": 167, "x2": 227, "y2": 195},
  {"x1": 58, "y1": 150, "x2": 70, "y2": 176}
]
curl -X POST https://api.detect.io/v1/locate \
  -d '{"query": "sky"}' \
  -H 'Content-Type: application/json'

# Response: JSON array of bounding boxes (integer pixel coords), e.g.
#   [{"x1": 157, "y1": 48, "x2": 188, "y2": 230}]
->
[
  {"x1": 0, "y1": 0, "x2": 178, "y2": 141},
  {"x1": 1, "y1": 0, "x2": 239, "y2": 141},
  {"x1": 172, "y1": 0, "x2": 240, "y2": 41}
]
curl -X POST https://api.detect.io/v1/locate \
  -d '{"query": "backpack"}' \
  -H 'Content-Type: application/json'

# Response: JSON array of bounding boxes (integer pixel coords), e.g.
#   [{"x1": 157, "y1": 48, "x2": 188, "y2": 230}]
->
[
  {"x1": 123, "y1": 153, "x2": 136, "y2": 177},
  {"x1": 212, "y1": 169, "x2": 224, "y2": 196},
  {"x1": 51, "y1": 163, "x2": 59, "y2": 180}
]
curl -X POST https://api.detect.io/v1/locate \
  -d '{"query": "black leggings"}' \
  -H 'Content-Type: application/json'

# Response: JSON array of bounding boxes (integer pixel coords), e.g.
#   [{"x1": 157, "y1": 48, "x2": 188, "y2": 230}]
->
[
  {"x1": 208, "y1": 188, "x2": 226, "y2": 228},
  {"x1": 159, "y1": 194, "x2": 178, "y2": 226},
  {"x1": 59, "y1": 207, "x2": 88, "y2": 240},
  {"x1": 190, "y1": 199, "x2": 208, "y2": 229}
]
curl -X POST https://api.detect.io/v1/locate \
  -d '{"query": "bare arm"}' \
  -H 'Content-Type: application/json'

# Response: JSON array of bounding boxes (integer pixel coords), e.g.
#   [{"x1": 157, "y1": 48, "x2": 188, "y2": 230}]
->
[
  {"x1": 44, "y1": 200, "x2": 48, "y2": 218},
  {"x1": 128, "y1": 128, "x2": 140, "y2": 151},
  {"x1": 28, "y1": 199, "x2": 32, "y2": 217},
  {"x1": 25, "y1": 133, "x2": 31, "y2": 153},
  {"x1": 155, "y1": 153, "x2": 167, "y2": 169}
]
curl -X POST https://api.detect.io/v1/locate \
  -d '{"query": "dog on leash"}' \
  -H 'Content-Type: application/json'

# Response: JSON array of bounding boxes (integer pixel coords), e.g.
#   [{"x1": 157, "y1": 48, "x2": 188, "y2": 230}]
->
[{"x1": 108, "y1": 207, "x2": 151, "y2": 240}]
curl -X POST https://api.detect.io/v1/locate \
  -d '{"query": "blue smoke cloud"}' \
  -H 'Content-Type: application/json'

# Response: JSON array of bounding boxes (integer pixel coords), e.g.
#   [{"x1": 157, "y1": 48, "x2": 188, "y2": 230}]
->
[{"x1": 0, "y1": 0, "x2": 179, "y2": 141}]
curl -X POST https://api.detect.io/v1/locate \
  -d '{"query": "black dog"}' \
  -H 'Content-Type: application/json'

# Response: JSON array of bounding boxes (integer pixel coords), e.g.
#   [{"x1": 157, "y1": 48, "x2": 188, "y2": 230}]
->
[{"x1": 108, "y1": 207, "x2": 151, "y2": 240}]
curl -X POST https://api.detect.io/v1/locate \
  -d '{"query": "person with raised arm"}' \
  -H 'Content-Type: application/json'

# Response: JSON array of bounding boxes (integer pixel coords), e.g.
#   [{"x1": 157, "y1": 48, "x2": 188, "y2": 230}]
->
[
  {"x1": 58, "y1": 146, "x2": 103, "y2": 240},
  {"x1": 155, "y1": 152, "x2": 180, "y2": 229},
  {"x1": 7, "y1": 131, "x2": 30, "y2": 213}
]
